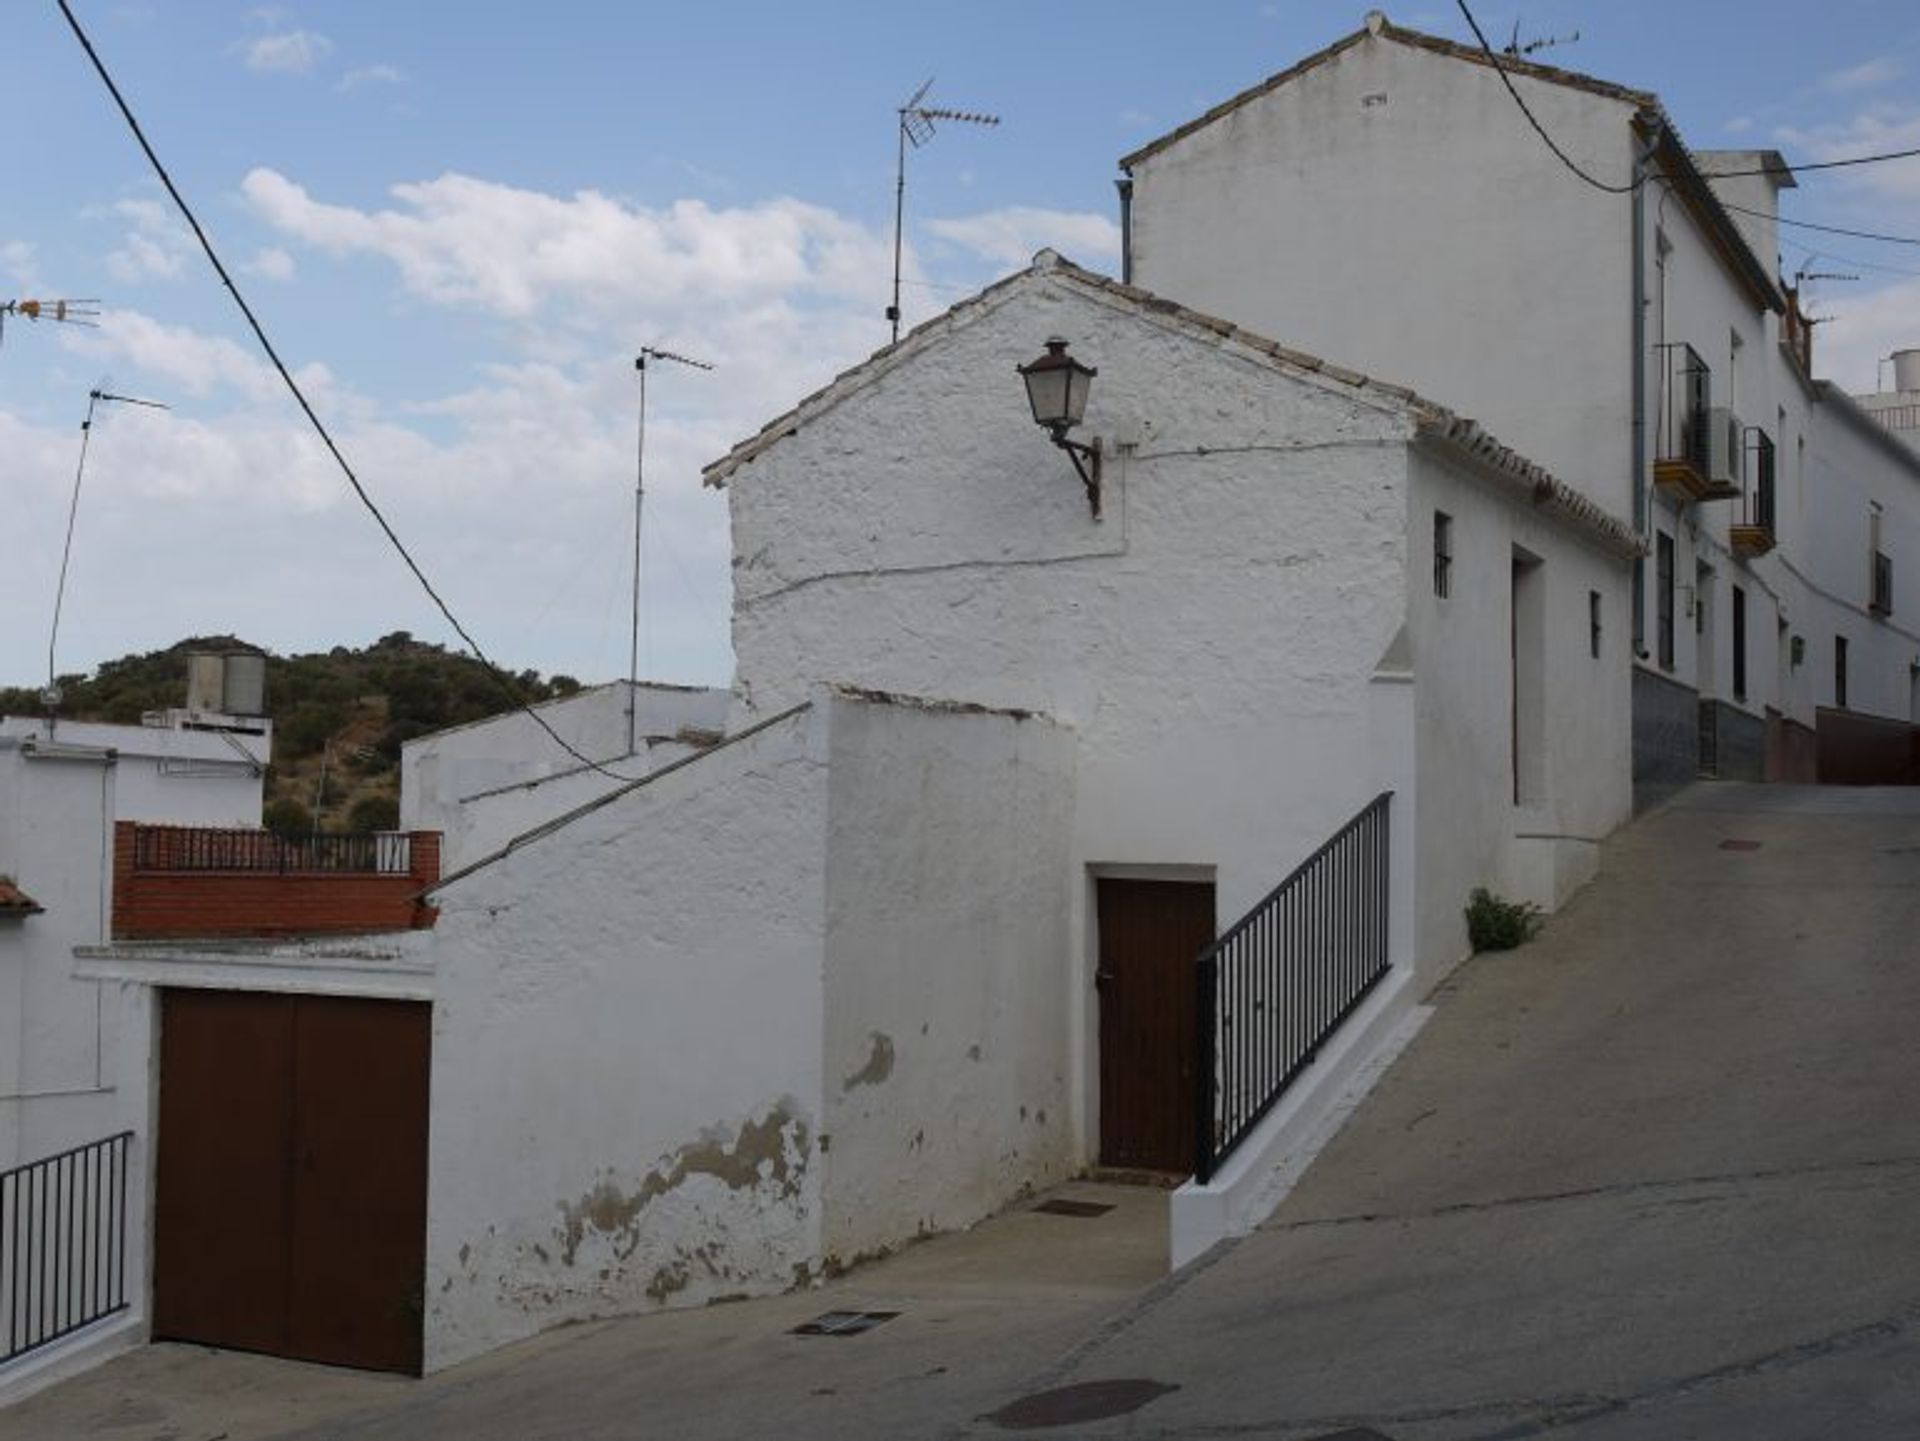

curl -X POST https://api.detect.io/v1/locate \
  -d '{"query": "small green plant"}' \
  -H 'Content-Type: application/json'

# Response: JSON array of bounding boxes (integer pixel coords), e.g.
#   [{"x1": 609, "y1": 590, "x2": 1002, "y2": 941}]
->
[{"x1": 1464, "y1": 887, "x2": 1542, "y2": 952}]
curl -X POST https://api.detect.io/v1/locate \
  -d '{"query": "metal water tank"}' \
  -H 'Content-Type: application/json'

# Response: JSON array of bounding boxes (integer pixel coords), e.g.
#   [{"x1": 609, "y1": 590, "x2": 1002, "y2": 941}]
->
[
  {"x1": 221, "y1": 653, "x2": 267, "y2": 716},
  {"x1": 1894, "y1": 348, "x2": 1920, "y2": 394},
  {"x1": 185, "y1": 652, "x2": 225, "y2": 712}
]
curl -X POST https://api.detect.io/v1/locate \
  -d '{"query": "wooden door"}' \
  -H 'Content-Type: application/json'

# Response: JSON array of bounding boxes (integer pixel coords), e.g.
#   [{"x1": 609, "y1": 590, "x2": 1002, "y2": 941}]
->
[
  {"x1": 1097, "y1": 878, "x2": 1215, "y2": 1173},
  {"x1": 154, "y1": 990, "x2": 430, "y2": 1374}
]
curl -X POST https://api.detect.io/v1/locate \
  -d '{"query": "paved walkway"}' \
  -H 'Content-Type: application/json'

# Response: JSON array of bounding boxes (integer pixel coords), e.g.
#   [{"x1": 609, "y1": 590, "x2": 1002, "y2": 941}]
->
[{"x1": 9, "y1": 783, "x2": 1920, "y2": 1439}]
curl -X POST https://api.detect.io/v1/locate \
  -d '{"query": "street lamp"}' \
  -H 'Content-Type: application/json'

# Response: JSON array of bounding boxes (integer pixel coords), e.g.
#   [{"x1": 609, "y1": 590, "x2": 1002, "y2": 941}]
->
[{"x1": 1017, "y1": 337, "x2": 1102, "y2": 518}]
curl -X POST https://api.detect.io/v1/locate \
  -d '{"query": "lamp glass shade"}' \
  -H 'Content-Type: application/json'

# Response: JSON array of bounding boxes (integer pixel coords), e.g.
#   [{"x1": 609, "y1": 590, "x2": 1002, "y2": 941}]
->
[{"x1": 1019, "y1": 339, "x2": 1095, "y2": 430}]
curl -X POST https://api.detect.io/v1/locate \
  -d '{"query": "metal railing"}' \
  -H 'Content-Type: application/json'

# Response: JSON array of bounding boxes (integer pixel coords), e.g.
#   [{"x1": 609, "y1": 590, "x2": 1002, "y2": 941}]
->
[
  {"x1": 1194, "y1": 793, "x2": 1391, "y2": 1183},
  {"x1": 1656, "y1": 342, "x2": 1712, "y2": 476},
  {"x1": 133, "y1": 825, "x2": 412, "y2": 874},
  {"x1": 2, "y1": 1132, "x2": 132, "y2": 1366},
  {"x1": 1742, "y1": 428, "x2": 1776, "y2": 534}
]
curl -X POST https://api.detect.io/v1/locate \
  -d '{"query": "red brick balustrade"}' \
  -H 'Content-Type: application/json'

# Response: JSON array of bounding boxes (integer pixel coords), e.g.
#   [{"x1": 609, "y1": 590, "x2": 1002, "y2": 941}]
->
[{"x1": 112, "y1": 823, "x2": 440, "y2": 939}]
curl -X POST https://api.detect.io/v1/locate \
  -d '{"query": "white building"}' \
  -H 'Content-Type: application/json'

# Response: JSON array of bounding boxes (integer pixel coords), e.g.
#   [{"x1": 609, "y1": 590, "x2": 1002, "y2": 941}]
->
[
  {"x1": 1120, "y1": 10, "x2": 1920, "y2": 798},
  {"x1": 1855, "y1": 349, "x2": 1920, "y2": 459},
  {"x1": 34, "y1": 254, "x2": 1638, "y2": 1384},
  {"x1": 0, "y1": 706, "x2": 269, "y2": 1173}
]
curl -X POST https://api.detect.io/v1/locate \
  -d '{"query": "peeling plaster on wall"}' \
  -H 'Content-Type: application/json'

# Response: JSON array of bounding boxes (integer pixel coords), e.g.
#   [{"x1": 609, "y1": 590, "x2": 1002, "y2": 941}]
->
[
  {"x1": 554, "y1": 1101, "x2": 811, "y2": 1267},
  {"x1": 841, "y1": 1032, "x2": 895, "y2": 1091}
]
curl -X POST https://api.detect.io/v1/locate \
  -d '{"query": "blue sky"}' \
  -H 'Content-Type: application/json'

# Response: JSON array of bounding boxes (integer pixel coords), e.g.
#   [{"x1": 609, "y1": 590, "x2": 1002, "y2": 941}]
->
[{"x1": 5, "y1": 1, "x2": 1919, "y2": 692}]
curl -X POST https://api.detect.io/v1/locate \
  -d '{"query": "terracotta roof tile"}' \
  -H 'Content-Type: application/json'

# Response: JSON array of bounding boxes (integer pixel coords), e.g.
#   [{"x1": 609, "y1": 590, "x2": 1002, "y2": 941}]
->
[{"x1": 0, "y1": 878, "x2": 45, "y2": 917}]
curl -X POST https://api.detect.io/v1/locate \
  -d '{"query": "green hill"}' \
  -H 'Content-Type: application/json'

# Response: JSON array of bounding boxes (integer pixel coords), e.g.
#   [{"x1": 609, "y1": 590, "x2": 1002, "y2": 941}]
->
[{"x1": 1, "y1": 633, "x2": 583, "y2": 833}]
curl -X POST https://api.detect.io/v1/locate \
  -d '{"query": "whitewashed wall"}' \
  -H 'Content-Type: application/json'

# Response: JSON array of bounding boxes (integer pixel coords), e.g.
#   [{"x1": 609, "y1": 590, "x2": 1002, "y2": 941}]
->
[
  {"x1": 403, "y1": 682, "x2": 728, "y2": 869},
  {"x1": 422, "y1": 704, "x2": 826, "y2": 1370},
  {"x1": 1405, "y1": 444, "x2": 1633, "y2": 966},
  {"x1": 1796, "y1": 397, "x2": 1920, "y2": 720},
  {"x1": 729, "y1": 275, "x2": 1413, "y2": 932},
  {"x1": 819, "y1": 693, "x2": 1077, "y2": 1264},
  {"x1": 1126, "y1": 24, "x2": 1637, "y2": 518}
]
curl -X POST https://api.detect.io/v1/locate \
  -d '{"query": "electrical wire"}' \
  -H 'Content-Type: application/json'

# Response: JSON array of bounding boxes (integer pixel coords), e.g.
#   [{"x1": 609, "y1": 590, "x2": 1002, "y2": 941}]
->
[
  {"x1": 56, "y1": 0, "x2": 639, "y2": 782},
  {"x1": 1453, "y1": 0, "x2": 1640, "y2": 194},
  {"x1": 1455, "y1": 0, "x2": 1920, "y2": 204},
  {"x1": 1724, "y1": 202, "x2": 1920, "y2": 248}
]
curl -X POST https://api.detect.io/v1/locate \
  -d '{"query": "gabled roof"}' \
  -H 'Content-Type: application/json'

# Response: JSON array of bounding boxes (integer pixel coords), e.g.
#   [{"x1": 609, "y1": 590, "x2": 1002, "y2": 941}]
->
[
  {"x1": 702, "y1": 251, "x2": 1643, "y2": 560},
  {"x1": 0, "y1": 877, "x2": 45, "y2": 918},
  {"x1": 1117, "y1": 12, "x2": 1782, "y2": 314},
  {"x1": 1119, "y1": 13, "x2": 1651, "y2": 172}
]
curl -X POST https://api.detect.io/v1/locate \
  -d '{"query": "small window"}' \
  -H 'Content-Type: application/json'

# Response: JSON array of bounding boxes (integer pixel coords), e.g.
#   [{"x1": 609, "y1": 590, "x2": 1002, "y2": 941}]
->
[
  {"x1": 1732, "y1": 585, "x2": 1747, "y2": 700},
  {"x1": 1589, "y1": 591, "x2": 1602, "y2": 659},
  {"x1": 1434, "y1": 512, "x2": 1453, "y2": 599},
  {"x1": 1836, "y1": 635, "x2": 1849, "y2": 709},
  {"x1": 1656, "y1": 532, "x2": 1676, "y2": 670}
]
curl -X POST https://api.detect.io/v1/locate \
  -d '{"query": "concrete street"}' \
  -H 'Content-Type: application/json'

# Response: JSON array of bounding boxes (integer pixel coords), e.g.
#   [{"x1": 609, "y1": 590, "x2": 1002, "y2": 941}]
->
[{"x1": 8, "y1": 782, "x2": 1919, "y2": 1439}]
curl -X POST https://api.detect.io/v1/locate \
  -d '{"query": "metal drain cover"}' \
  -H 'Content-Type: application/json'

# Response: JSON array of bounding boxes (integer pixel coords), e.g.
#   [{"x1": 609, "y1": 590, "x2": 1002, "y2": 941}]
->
[
  {"x1": 1719, "y1": 838, "x2": 1763, "y2": 851},
  {"x1": 984, "y1": 1378, "x2": 1178, "y2": 1429},
  {"x1": 1031, "y1": 1198, "x2": 1115, "y2": 1218},
  {"x1": 790, "y1": 1310, "x2": 899, "y2": 1336}
]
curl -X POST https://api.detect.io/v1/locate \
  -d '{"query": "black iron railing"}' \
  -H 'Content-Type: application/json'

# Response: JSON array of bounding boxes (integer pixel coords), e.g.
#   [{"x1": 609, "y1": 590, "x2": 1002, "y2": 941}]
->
[
  {"x1": 134, "y1": 826, "x2": 411, "y2": 874},
  {"x1": 1743, "y1": 429, "x2": 1776, "y2": 533},
  {"x1": 1656, "y1": 342, "x2": 1712, "y2": 476},
  {"x1": 1194, "y1": 793, "x2": 1391, "y2": 1183},
  {"x1": 2, "y1": 1132, "x2": 132, "y2": 1366}
]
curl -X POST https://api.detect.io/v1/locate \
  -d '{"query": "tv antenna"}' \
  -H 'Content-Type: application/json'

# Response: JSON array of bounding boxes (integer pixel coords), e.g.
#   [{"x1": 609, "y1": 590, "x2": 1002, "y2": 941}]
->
[
  {"x1": 1, "y1": 297, "x2": 100, "y2": 348},
  {"x1": 46, "y1": 383, "x2": 170, "y2": 714},
  {"x1": 629, "y1": 345, "x2": 714, "y2": 754},
  {"x1": 889, "y1": 79, "x2": 1000, "y2": 345},
  {"x1": 1503, "y1": 20, "x2": 1580, "y2": 57}
]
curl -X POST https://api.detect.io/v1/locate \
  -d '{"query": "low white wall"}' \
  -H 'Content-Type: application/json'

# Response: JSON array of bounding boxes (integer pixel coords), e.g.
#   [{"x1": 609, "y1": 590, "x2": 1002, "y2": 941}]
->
[
  {"x1": 402, "y1": 683, "x2": 729, "y2": 869},
  {"x1": 818, "y1": 693, "x2": 1078, "y2": 1265},
  {"x1": 421, "y1": 705, "x2": 827, "y2": 1372}
]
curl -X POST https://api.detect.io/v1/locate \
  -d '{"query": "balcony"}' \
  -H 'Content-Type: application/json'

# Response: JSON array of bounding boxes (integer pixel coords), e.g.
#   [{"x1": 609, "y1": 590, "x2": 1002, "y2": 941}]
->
[
  {"x1": 1654, "y1": 343, "x2": 1713, "y2": 502},
  {"x1": 1730, "y1": 428, "x2": 1777, "y2": 558},
  {"x1": 112, "y1": 823, "x2": 440, "y2": 940}
]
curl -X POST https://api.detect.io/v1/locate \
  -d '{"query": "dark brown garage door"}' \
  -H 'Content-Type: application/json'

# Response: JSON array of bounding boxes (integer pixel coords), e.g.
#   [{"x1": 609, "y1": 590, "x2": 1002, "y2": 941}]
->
[
  {"x1": 1097, "y1": 878, "x2": 1215, "y2": 1174},
  {"x1": 153, "y1": 990, "x2": 430, "y2": 1374}
]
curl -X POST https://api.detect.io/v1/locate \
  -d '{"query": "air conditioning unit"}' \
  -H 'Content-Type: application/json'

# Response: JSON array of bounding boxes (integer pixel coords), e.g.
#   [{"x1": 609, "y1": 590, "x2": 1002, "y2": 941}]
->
[{"x1": 1704, "y1": 407, "x2": 1743, "y2": 498}]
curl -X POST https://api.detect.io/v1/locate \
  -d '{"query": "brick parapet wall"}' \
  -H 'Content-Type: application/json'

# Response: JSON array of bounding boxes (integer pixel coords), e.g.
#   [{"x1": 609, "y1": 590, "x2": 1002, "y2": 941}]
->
[{"x1": 111, "y1": 822, "x2": 441, "y2": 940}]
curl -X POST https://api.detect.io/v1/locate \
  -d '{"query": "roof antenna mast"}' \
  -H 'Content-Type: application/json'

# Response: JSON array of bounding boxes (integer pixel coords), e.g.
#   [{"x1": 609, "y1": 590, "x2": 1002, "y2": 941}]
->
[
  {"x1": 1, "y1": 296, "x2": 100, "y2": 349},
  {"x1": 46, "y1": 383, "x2": 169, "y2": 720},
  {"x1": 888, "y1": 80, "x2": 999, "y2": 345},
  {"x1": 629, "y1": 345, "x2": 714, "y2": 755}
]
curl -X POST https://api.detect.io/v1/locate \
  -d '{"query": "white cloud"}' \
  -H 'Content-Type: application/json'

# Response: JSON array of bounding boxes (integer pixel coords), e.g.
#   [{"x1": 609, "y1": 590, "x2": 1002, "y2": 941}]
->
[
  {"x1": 244, "y1": 246, "x2": 297, "y2": 280},
  {"x1": 339, "y1": 63, "x2": 404, "y2": 92},
  {"x1": 1, "y1": 240, "x2": 39, "y2": 290},
  {"x1": 924, "y1": 206, "x2": 1122, "y2": 269},
  {"x1": 1723, "y1": 115, "x2": 1754, "y2": 136},
  {"x1": 242, "y1": 29, "x2": 332, "y2": 74},
  {"x1": 1813, "y1": 274, "x2": 1920, "y2": 393},
  {"x1": 241, "y1": 168, "x2": 898, "y2": 321},
  {"x1": 1821, "y1": 57, "x2": 1900, "y2": 94},
  {"x1": 103, "y1": 198, "x2": 191, "y2": 283},
  {"x1": 1776, "y1": 107, "x2": 1920, "y2": 202}
]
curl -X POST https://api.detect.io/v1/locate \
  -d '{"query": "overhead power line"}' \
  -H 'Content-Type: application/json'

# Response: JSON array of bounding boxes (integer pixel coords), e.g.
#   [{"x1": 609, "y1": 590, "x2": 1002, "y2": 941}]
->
[
  {"x1": 1455, "y1": 0, "x2": 1920, "y2": 205},
  {"x1": 56, "y1": 0, "x2": 641, "y2": 783}
]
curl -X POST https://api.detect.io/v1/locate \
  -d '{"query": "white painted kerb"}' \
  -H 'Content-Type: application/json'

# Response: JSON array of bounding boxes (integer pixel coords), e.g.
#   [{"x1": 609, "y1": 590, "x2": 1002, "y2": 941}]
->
[{"x1": 1170, "y1": 970, "x2": 1432, "y2": 1268}]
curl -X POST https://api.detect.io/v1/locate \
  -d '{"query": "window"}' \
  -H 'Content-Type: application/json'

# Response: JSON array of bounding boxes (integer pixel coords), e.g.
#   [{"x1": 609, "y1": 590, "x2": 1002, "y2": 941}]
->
[
  {"x1": 1589, "y1": 591, "x2": 1602, "y2": 659},
  {"x1": 1656, "y1": 532, "x2": 1675, "y2": 670},
  {"x1": 1732, "y1": 585, "x2": 1747, "y2": 700},
  {"x1": 1433, "y1": 512, "x2": 1453, "y2": 599},
  {"x1": 1836, "y1": 635, "x2": 1849, "y2": 709},
  {"x1": 1870, "y1": 504, "x2": 1892, "y2": 616}
]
